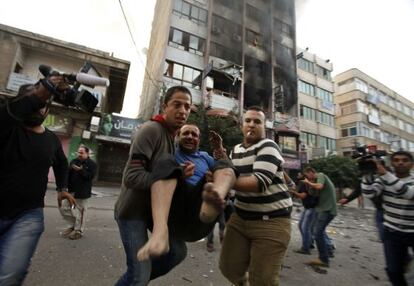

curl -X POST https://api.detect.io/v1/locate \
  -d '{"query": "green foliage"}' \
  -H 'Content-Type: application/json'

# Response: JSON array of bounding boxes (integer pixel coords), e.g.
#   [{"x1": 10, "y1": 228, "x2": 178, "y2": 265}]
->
[
  {"x1": 187, "y1": 105, "x2": 243, "y2": 154},
  {"x1": 307, "y1": 155, "x2": 359, "y2": 188}
]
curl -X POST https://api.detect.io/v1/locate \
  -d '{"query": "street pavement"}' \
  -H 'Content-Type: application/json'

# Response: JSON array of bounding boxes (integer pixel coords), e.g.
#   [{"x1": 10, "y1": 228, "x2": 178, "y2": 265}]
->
[{"x1": 23, "y1": 185, "x2": 411, "y2": 286}]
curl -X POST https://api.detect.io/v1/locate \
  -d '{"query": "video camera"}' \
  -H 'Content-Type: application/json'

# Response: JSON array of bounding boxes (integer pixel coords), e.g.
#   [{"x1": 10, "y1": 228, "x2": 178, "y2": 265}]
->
[
  {"x1": 39, "y1": 64, "x2": 110, "y2": 113},
  {"x1": 352, "y1": 145, "x2": 387, "y2": 174}
]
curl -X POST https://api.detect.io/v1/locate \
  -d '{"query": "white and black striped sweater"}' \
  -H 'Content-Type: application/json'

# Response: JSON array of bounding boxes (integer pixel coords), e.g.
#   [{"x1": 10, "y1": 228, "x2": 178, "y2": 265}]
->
[
  {"x1": 362, "y1": 172, "x2": 414, "y2": 233},
  {"x1": 230, "y1": 138, "x2": 293, "y2": 220}
]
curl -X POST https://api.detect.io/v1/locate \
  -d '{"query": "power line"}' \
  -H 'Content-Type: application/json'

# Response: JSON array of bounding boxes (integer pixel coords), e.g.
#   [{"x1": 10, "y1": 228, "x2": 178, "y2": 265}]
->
[{"x1": 118, "y1": 0, "x2": 163, "y2": 91}]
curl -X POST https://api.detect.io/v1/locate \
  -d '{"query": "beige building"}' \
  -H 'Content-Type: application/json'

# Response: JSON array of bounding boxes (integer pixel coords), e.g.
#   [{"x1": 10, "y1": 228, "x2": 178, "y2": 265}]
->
[
  {"x1": 296, "y1": 48, "x2": 336, "y2": 160},
  {"x1": 0, "y1": 24, "x2": 130, "y2": 182},
  {"x1": 334, "y1": 68, "x2": 414, "y2": 156}
]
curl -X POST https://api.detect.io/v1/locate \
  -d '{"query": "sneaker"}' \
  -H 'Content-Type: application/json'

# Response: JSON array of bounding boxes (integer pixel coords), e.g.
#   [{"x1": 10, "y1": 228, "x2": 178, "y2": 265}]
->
[
  {"x1": 69, "y1": 230, "x2": 83, "y2": 240},
  {"x1": 206, "y1": 243, "x2": 214, "y2": 252},
  {"x1": 305, "y1": 258, "x2": 329, "y2": 268},
  {"x1": 61, "y1": 227, "x2": 74, "y2": 238},
  {"x1": 294, "y1": 248, "x2": 311, "y2": 255}
]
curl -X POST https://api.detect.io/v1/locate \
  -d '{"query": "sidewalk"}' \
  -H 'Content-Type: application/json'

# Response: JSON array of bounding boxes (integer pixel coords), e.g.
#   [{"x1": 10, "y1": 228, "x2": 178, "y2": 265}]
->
[{"x1": 45, "y1": 183, "x2": 121, "y2": 211}]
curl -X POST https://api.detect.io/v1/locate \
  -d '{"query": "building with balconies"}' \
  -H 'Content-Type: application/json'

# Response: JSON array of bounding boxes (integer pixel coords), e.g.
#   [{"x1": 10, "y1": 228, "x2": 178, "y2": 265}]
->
[
  {"x1": 334, "y1": 68, "x2": 414, "y2": 156},
  {"x1": 139, "y1": 0, "x2": 299, "y2": 169},
  {"x1": 296, "y1": 48, "x2": 336, "y2": 162}
]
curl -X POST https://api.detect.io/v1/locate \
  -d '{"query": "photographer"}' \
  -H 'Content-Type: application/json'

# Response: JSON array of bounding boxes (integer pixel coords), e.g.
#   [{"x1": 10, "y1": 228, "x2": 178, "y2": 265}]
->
[
  {"x1": 0, "y1": 77, "x2": 76, "y2": 285},
  {"x1": 361, "y1": 151, "x2": 414, "y2": 286}
]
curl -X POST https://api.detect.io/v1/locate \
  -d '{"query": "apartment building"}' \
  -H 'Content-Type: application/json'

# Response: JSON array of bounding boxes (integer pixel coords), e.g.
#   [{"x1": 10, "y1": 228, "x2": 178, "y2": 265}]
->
[
  {"x1": 296, "y1": 48, "x2": 336, "y2": 161},
  {"x1": 139, "y1": 0, "x2": 300, "y2": 168},
  {"x1": 334, "y1": 68, "x2": 414, "y2": 156}
]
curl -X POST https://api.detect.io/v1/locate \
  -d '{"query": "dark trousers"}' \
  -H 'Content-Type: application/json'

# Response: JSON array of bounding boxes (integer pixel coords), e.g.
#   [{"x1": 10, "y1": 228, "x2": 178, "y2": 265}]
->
[{"x1": 383, "y1": 228, "x2": 414, "y2": 286}]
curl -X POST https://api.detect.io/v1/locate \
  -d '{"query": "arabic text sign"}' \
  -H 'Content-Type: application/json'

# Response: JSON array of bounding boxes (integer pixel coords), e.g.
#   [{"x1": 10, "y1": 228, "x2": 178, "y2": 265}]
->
[{"x1": 99, "y1": 114, "x2": 141, "y2": 139}]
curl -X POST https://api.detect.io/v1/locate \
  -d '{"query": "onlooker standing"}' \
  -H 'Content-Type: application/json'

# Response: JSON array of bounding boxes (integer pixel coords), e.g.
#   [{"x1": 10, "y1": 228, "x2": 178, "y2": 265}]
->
[
  {"x1": 219, "y1": 106, "x2": 292, "y2": 286},
  {"x1": 362, "y1": 151, "x2": 414, "y2": 286},
  {"x1": 60, "y1": 145, "x2": 96, "y2": 240},
  {"x1": 302, "y1": 167, "x2": 337, "y2": 268}
]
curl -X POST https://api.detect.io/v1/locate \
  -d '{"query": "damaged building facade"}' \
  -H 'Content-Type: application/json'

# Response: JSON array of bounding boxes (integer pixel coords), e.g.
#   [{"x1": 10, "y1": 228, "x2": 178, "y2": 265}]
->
[{"x1": 140, "y1": 0, "x2": 299, "y2": 168}]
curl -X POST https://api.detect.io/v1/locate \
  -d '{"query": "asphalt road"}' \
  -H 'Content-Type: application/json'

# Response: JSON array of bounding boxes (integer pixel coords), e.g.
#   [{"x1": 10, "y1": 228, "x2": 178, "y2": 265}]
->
[{"x1": 22, "y1": 187, "x2": 403, "y2": 286}]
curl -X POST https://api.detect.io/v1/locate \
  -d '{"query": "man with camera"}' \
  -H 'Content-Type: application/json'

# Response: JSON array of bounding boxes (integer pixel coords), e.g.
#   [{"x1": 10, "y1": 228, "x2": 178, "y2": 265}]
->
[
  {"x1": 0, "y1": 77, "x2": 76, "y2": 285},
  {"x1": 361, "y1": 151, "x2": 414, "y2": 286}
]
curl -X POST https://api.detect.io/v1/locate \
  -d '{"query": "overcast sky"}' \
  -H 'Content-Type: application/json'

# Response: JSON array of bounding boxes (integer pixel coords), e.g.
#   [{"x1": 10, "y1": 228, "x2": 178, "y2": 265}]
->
[{"x1": 1, "y1": 0, "x2": 413, "y2": 117}]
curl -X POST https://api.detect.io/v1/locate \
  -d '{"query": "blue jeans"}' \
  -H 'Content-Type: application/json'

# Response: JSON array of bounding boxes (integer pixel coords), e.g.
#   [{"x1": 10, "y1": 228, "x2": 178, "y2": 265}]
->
[
  {"x1": 312, "y1": 211, "x2": 335, "y2": 264},
  {"x1": 114, "y1": 218, "x2": 187, "y2": 286},
  {"x1": 298, "y1": 208, "x2": 316, "y2": 251},
  {"x1": 383, "y1": 228, "x2": 414, "y2": 286},
  {"x1": 0, "y1": 208, "x2": 44, "y2": 286}
]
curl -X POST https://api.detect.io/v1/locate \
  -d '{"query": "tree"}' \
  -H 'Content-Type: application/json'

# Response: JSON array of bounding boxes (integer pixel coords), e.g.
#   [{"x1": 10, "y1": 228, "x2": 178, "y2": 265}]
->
[
  {"x1": 187, "y1": 105, "x2": 243, "y2": 154},
  {"x1": 307, "y1": 155, "x2": 359, "y2": 199}
]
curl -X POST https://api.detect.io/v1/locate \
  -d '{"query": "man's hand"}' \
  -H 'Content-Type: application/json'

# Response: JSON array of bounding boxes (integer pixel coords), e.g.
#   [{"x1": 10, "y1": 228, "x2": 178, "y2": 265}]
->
[
  {"x1": 182, "y1": 161, "x2": 195, "y2": 178},
  {"x1": 209, "y1": 131, "x2": 227, "y2": 159},
  {"x1": 338, "y1": 198, "x2": 349, "y2": 205},
  {"x1": 35, "y1": 75, "x2": 70, "y2": 102},
  {"x1": 57, "y1": 191, "x2": 76, "y2": 208},
  {"x1": 71, "y1": 164, "x2": 83, "y2": 171}
]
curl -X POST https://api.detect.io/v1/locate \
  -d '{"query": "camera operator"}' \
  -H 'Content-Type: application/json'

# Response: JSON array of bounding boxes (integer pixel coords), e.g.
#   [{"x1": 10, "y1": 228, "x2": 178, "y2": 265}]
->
[
  {"x1": 361, "y1": 151, "x2": 414, "y2": 286},
  {"x1": 0, "y1": 77, "x2": 76, "y2": 286}
]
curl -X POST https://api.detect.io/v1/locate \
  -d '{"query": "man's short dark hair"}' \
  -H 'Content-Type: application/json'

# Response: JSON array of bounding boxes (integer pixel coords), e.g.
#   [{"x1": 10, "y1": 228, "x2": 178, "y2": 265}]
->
[
  {"x1": 79, "y1": 144, "x2": 90, "y2": 153},
  {"x1": 303, "y1": 166, "x2": 316, "y2": 173},
  {"x1": 163, "y1": 86, "x2": 192, "y2": 105},
  {"x1": 391, "y1": 151, "x2": 413, "y2": 162}
]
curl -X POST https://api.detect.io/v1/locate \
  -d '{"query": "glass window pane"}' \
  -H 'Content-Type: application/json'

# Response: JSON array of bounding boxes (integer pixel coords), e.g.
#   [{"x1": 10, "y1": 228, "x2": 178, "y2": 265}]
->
[
  {"x1": 191, "y1": 6, "x2": 199, "y2": 19},
  {"x1": 172, "y1": 29, "x2": 183, "y2": 43},
  {"x1": 173, "y1": 64, "x2": 183, "y2": 79},
  {"x1": 182, "y1": 2, "x2": 190, "y2": 15},
  {"x1": 183, "y1": 67, "x2": 193, "y2": 82},
  {"x1": 199, "y1": 8, "x2": 207, "y2": 23},
  {"x1": 174, "y1": 0, "x2": 182, "y2": 11},
  {"x1": 189, "y1": 35, "x2": 198, "y2": 50}
]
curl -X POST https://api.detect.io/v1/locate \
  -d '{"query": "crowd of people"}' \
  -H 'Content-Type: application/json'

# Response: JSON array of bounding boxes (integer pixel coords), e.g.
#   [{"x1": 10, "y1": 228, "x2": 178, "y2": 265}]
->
[{"x1": 1, "y1": 79, "x2": 413, "y2": 286}]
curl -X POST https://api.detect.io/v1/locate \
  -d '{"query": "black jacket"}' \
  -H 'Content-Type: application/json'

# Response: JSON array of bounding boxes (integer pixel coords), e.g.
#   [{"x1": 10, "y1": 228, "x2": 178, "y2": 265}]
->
[
  {"x1": 68, "y1": 158, "x2": 97, "y2": 199},
  {"x1": 0, "y1": 95, "x2": 68, "y2": 219}
]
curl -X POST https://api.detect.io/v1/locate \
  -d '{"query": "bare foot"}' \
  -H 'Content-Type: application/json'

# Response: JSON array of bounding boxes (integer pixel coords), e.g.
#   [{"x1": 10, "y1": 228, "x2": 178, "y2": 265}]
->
[
  {"x1": 137, "y1": 228, "x2": 169, "y2": 261},
  {"x1": 199, "y1": 183, "x2": 225, "y2": 223}
]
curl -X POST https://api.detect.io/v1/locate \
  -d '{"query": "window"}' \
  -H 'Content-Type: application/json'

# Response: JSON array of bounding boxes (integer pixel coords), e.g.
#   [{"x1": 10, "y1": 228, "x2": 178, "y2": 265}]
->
[
  {"x1": 319, "y1": 136, "x2": 336, "y2": 150},
  {"x1": 164, "y1": 61, "x2": 201, "y2": 88},
  {"x1": 398, "y1": 119, "x2": 405, "y2": 130},
  {"x1": 173, "y1": 0, "x2": 207, "y2": 24},
  {"x1": 315, "y1": 65, "x2": 331, "y2": 80},
  {"x1": 403, "y1": 105, "x2": 411, "y2": 116},
  {"x1": 298, "y1": 80, "x2": 314, "y2": 96},
  {"x1": 316, "y1": 88, "x2": 333, "y2": 103},
  {"x1": 298, "y1": 58, "x2": 314, "y2": 74},
  {"x1": 355, "y1": 78, "x2": 368, "y2": 93},
  {"x1": 300, "y1": 132, "x2": 317, "y2": 148},
  {"x1": 388, "y1": 98, "x2": 396, "y2": 109},
  {"x1": 341, "y1": 126, "x2": 357, "y2": 137},
  {"x1": 319, "y1": 111, "x2": 334, "y2": 126},
  {"x1": 300, "y1": 105, "x2": 316, "y2": 121},
  {"x1": 278, "y1": 136, "x2": 297, "y2": 151},
  {"x1": 246, "y1": 29, "x2": 262, "y2": 47},
  {"x1": 168, "y1": 28, "x2": 205, "y2": 55}
]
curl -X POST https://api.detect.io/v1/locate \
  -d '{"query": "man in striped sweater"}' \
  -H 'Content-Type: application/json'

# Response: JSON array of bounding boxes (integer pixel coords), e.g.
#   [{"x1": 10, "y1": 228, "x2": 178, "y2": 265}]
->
[
  {"x1": 361, "y1": 151, "x2": 414, "y2": 286},
  {"x1": 219, "y1": 106, "x2": 292, "y2": 286}
]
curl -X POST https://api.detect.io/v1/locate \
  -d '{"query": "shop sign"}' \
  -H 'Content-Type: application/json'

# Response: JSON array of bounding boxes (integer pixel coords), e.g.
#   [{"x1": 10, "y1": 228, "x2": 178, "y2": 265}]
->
[{"x1": 98, "y1": 113, "x2": 142, "y2": 140}]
